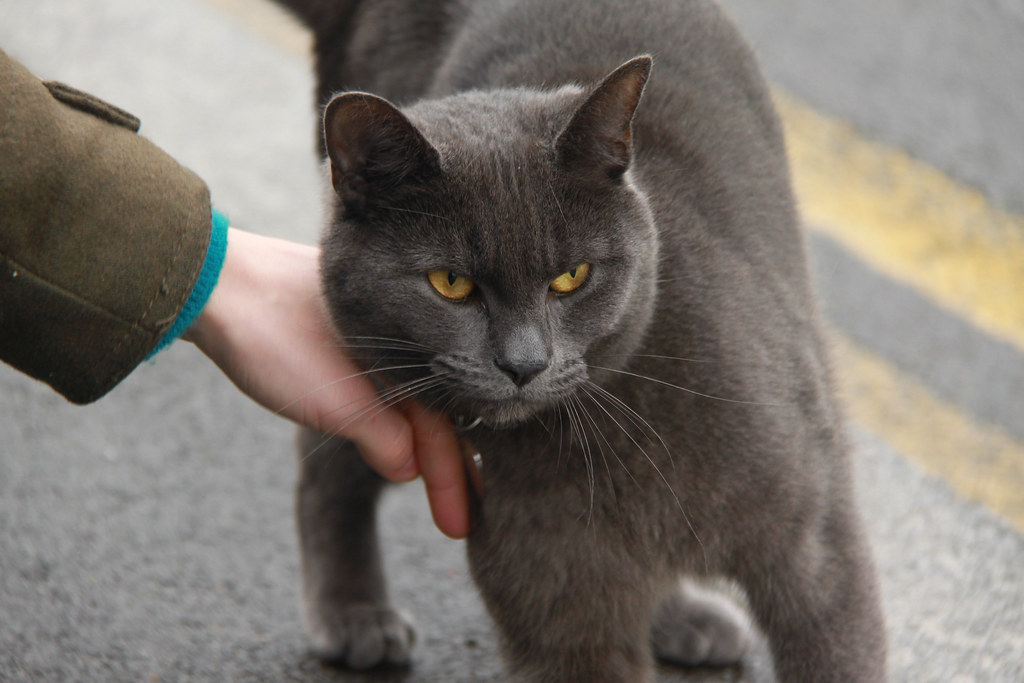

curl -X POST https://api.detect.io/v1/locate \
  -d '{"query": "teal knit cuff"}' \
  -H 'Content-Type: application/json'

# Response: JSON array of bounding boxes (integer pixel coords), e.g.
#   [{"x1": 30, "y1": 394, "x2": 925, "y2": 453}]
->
[{"x1": 148, "y1": 208, "x2": 229, "y2": 358}]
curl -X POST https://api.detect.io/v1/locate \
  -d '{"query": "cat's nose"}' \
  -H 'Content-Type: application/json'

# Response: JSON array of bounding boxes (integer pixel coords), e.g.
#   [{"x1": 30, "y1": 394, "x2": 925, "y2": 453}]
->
[
  {"x1": 493, "y1": 320, "x2": 551, "y2": 387},
  {"x1": 494, "y1": 357, "x2": 548, "y2": 387}
]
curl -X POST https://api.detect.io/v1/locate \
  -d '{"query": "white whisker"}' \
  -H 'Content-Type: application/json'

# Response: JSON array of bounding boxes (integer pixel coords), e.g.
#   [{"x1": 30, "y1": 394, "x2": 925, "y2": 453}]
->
[
  {"x1": 585, "y1": 381, "x2": 674, "y2": 469},
  {"x1": 576, "y1": 393, "x2": 617, "y2": 483},
  {"x1": 343, "y1": 336, "x2": 433, "y2": 347},
  {"x1": 298, "y1": 373, "x2": 450, "y2": 464},
  {"x1": 582, "y1": 385, "x2": 709, "y2": 573},
  {"x1": 587, "y1": 364, "x2": 785, "y2": 407},
  {"x1": 276, "y1": 363, "x2": 436, "y2": 416},
  {"x1": 564, "y1": 396, "x2": 596, "y2": 523},
  {"x1": 377, "y1": 204, "x2": 453, "y2": 223},
  {"x1": 579, "y1": 387, "x2": 645, "y2": 487},
  {"x1": 588, "y1": 353, "x2": 714, "y2": 364}
]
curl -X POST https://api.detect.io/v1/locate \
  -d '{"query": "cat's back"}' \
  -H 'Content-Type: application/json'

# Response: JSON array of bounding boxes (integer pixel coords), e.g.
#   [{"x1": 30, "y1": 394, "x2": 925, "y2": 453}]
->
[
  {"x1": 437, "y1": 0, "x2": 762, "y2": 95},
  {"x1": 319, "y1": 0, "x2": 772, "y2": 123}
]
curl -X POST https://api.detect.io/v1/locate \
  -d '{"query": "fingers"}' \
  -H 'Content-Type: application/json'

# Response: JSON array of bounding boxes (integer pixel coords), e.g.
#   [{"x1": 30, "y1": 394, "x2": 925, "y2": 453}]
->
[
  {"x1": 340, "y1": 405, "x2": 419, "y2": 482},
  {"x1": 295, "y1": 297, "x2": 422, "y2": 482},
  {"x1": 316, "y1": 373, "x2": 470, "y2": 538},
  {"x1": 403, "y1": 401, "x2": 471, "y2": 539},
  {"x1": 279, "y1": 324, "x2": 421, "y2": 483}
]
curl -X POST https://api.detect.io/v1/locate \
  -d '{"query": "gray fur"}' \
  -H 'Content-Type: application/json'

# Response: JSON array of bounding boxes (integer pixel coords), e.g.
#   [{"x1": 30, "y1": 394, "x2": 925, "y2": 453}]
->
[{"x1": 283, "y1": 0, "x2": 888, "y2": 680}]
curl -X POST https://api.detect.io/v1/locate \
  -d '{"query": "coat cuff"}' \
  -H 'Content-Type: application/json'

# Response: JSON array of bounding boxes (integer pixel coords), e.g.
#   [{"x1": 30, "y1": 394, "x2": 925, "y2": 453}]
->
[{"x1": 148, "y1": 209, "x2": 229, "y2": 358}]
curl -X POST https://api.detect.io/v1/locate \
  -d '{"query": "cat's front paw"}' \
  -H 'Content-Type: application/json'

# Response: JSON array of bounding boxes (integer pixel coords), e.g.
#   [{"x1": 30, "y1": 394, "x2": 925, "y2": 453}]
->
[
  {"x1": 307, "y1": 604, "x2": 416, "y2": 670},
  {"x1": 652, "y1": 583, "x2": 751, "y2": 668}
]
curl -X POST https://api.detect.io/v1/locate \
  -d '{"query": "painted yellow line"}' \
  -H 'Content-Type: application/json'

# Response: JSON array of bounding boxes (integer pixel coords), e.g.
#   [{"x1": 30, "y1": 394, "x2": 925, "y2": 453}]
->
[
  {"x1": 777, "y1": 90, "x2": 1024, "y2": 529},
  {"x1": 776, "y1": 89, "x2": 1024, "y2": 353},
  {"x1": 832, "y1": 332, "x2": 1024, "y2": 533}
]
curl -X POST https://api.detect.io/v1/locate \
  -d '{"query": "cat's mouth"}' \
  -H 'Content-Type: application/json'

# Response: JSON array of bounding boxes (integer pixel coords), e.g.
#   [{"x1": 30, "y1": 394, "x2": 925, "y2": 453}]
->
[
  {"x1": 443, "y1": 384, "x2": 580, "y2": 430},
  {"x1": 449, "y1": 400, "x2": 539, "y2": 430},
  {"x1": 429, "y1": 355, "x2": 588, "y2": 429}
]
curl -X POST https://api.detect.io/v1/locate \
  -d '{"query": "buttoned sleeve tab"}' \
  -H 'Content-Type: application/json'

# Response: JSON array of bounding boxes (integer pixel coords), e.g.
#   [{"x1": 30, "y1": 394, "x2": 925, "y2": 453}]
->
[
  {"x1": 43, "y1": 81, "x2": 141, "y2": 132},
  {"x1": 0, "y1": 50, "x2": 211, "y2": 403}
]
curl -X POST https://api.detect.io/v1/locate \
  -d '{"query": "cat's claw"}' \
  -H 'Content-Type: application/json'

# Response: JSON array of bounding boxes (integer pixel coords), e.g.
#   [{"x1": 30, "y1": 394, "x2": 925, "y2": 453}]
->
[
  {"x1": 308, "y1": 604, "x2": 416, "y2": 670},
  {"x1": 652, "y1": 585, "x2": 752, "y2": 668}
]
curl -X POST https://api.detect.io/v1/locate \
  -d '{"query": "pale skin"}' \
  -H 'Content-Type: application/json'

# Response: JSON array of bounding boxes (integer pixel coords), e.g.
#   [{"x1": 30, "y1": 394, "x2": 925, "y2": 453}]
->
[{"x1": 184, "y1": 227, "x2": 470, "y2": 539}]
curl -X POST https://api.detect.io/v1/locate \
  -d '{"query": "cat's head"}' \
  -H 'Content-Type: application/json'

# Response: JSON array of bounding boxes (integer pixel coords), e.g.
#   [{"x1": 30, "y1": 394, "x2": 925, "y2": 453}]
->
[{"x1": 319, "y1": 57, "x2": 658, "y2": 428}]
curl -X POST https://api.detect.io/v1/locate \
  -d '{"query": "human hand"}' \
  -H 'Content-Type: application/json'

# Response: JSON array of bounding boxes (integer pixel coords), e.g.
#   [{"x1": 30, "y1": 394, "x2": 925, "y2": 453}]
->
[{"x1": 184, "y1": 228, "x2": 470, "y2": 538}]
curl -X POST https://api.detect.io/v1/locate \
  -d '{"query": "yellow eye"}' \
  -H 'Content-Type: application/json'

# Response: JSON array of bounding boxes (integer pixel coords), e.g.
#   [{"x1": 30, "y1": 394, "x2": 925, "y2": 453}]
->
[
  {"x1": 428, "y1": 270, "x2": 475, "y2": 300},
  {"x1": 550, "y1": 263, "x2": 591, "y2": 294}
]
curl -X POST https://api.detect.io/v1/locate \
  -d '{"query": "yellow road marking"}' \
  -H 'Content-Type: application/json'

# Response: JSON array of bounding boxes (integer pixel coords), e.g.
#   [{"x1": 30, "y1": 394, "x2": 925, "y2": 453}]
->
[
  {"x1": 776, "y1": 89, "x2": 1024, "y2": 353},
  {"x1": 833, "y1": 333, "x2": 1024, "y2": 532},
  {"x1": 778, "y1": 90, "x2": 1024, "y2": 529}
]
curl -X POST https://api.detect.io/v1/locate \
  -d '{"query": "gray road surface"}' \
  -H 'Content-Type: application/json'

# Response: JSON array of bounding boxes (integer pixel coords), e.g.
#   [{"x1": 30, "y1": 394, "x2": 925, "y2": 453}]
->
[{"x1": 1, "y1": 1, "x2": 1022, "y2": 681}]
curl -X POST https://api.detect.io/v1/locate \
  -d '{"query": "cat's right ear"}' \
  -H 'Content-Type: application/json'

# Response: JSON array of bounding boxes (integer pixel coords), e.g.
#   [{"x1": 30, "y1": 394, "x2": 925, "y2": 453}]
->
[{"x1": 323, "y1": 93, "x2": 441, "y2": 213}]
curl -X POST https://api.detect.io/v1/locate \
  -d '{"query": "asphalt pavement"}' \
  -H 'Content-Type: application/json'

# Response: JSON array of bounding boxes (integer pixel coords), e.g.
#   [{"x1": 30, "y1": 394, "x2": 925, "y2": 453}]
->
[
  {"x1": 1, "y1": 1, "x2": 1022, "y2": 681},
  {"x1": 719, "y1": 0, "x2": 1024, "y2": 215}
]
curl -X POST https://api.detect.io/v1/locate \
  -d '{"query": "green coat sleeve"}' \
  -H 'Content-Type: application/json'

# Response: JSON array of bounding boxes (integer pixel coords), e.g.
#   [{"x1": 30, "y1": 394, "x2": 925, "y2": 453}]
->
[{"x1": 0, "y1": 50, "x2": 212, "y2": 404}]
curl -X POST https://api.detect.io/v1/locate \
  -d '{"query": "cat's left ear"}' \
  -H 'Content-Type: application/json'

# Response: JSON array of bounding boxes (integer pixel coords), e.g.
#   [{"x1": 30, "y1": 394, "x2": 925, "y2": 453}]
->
[{"x1": 556, "y1": 56, "x2": 652, "y2": 183}]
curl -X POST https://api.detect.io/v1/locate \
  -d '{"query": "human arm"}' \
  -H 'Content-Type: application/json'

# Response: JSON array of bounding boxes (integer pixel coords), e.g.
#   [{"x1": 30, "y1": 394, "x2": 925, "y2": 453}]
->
[
  {"x1": 0, "y1": 50, "x2": 469, "y2": 537},
  {"x1": 0, "y1": 48, "x2": 210, "y2": 402}
]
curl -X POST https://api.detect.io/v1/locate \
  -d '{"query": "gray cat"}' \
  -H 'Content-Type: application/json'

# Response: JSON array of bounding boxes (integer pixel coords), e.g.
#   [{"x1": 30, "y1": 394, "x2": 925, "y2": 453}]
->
[{"x1": 279, "y1": 0, "x2": 888, "y2": 680}]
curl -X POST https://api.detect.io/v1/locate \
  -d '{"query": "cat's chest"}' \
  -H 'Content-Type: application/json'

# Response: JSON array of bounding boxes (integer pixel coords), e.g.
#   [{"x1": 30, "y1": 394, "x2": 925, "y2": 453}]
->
[{"x1": 473, "y1": 413, "x2": 684, "y2": 498}]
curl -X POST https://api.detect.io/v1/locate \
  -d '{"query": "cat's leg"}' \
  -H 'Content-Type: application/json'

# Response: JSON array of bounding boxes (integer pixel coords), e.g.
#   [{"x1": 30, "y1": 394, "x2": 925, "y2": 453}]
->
[
  {"x1": 295, "y1": 428, "x2": 414, "y2": 669},
  {"x1": 651, "y1": 578, "x2": 752, "y2": 668},
  {"x1": 468, "y1": 519, "x2": 659, "y2": 683},
  {"x1": 736, "y1": 499, "x2": 887, "y2": 682}
]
